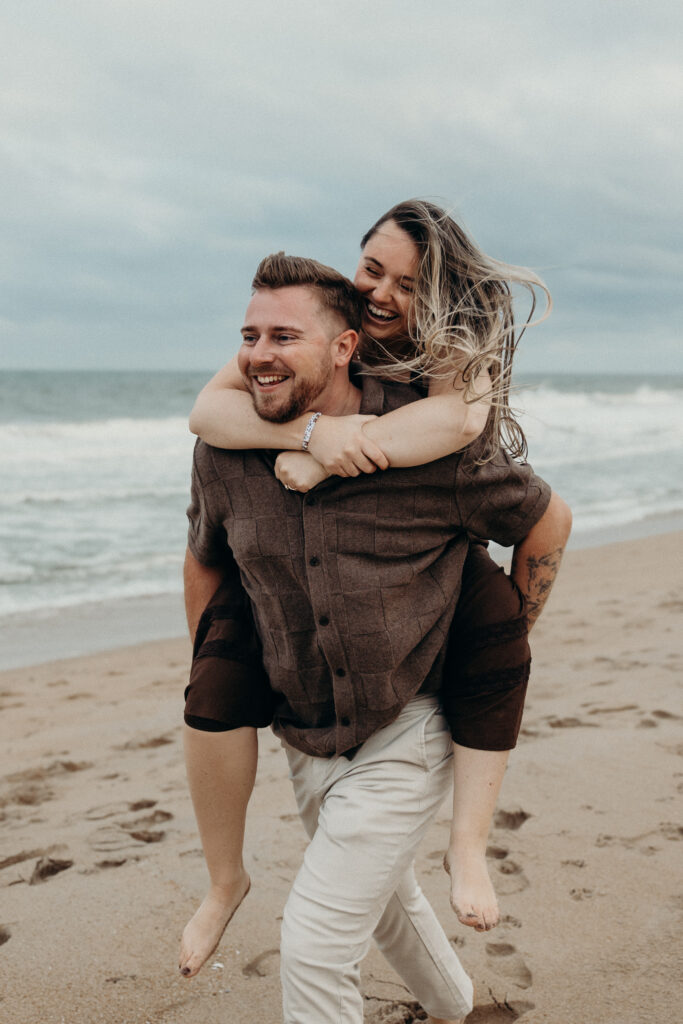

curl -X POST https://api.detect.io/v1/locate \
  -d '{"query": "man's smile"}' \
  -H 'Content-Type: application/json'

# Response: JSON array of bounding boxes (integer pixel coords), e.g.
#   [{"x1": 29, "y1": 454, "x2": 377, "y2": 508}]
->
[{"x1": 251, "y1": 372, "x2": 291, "y2": 390}]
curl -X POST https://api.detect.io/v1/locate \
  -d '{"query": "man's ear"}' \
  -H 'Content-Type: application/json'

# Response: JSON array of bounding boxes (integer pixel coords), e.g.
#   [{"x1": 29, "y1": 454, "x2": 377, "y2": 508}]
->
[{"x1": 332, "y1": 329, "x2": 359, "y2": 368}]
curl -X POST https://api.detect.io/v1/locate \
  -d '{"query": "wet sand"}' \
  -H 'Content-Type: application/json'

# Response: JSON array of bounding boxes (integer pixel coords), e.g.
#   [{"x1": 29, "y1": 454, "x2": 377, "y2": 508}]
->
[{"x1": 1, "y1": 533, "x2": 681, "y2": 1023}]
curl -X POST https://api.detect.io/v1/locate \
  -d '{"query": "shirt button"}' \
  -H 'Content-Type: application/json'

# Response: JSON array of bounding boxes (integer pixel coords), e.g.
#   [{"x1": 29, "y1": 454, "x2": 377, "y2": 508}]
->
[
  {"x1": 309, "y1": 556, "x2": 320, "y2": 566},
  {"x1": 318, "y1": 615, "x2": 329, "y2": 626},
  {"x1": 335, "y1": 668, "x2": 346, "y2": 677},
  {"x1": 340, "y1": 715, "x2": 350, "y2": 727}
]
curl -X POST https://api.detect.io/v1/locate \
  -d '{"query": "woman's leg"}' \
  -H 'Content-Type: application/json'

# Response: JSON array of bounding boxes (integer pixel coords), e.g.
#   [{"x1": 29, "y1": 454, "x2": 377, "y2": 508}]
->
[
  {"x1": 444, "y1": 744, "x2": 509, "y2": 931},
  {"x1": 178, "y1": 725, "x2": 256, "y2": 978},
  {"x1": 441, "y1": 543, "x2": 531, "y2": 932}
]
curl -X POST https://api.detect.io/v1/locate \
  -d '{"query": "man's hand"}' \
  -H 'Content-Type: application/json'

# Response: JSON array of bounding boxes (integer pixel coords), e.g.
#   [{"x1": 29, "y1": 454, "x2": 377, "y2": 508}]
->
[
  {"x1": 510, "y1": 491, "x2": 572, "y2": 630},
  {"x1": 275, "y1": 451, "x2": 330, "y2": 493},
  {"x1": 306, "y1": 414, "x2": 390, "y2": 477}
]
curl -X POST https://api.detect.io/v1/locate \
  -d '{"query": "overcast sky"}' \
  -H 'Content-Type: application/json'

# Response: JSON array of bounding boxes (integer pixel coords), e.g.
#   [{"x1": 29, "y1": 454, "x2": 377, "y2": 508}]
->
[{"x1": 1, "y1": 0, "x2": 680, "y2": 374}]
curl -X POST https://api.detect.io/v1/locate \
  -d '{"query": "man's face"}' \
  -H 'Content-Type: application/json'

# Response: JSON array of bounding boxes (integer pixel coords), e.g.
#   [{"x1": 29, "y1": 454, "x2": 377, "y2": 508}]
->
[{"x1": 238, "y1": 286, "x2": 339, "y2": 422}]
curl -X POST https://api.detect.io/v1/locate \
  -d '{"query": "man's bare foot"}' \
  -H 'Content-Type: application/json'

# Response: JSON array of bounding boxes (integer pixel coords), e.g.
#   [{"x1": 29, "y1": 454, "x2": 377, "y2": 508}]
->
[
  {"x1": 443, "y1": 847, "x2": 499, "y2": 932},
  {"x1": 178, "y1": 869, "x2": 251, "y2": 979}
]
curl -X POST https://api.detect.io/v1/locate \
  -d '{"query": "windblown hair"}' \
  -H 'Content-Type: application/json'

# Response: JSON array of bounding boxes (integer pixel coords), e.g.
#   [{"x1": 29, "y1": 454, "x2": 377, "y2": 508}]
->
[
  {"x1": 359, "y1": 200, "x2": 552, "y2": 461},
  {"x1": 252, "y1": 252, "x2": 364, "y2": 334}
]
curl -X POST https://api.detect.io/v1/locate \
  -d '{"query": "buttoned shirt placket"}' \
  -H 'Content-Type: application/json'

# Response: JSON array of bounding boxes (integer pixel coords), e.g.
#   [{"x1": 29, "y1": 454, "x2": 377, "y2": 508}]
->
[{"x1": 299, "y1": 490, "x2": 356, "y2": 751}]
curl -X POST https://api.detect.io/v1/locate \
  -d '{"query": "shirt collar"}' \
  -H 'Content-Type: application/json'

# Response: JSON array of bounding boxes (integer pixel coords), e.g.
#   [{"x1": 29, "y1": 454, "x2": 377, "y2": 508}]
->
[{"x1": 350, "y1": 362, "x2": 386, "y2": 416}]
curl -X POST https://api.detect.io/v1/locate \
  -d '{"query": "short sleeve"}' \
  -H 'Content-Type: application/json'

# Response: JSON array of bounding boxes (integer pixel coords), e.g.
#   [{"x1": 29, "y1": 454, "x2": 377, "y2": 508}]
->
[
  {"x1": 455, "y1": 447, "x2": 551, "y2": 548},
  {"x1": 186, "y1": 440, "x2": 228, "y2": 566}
]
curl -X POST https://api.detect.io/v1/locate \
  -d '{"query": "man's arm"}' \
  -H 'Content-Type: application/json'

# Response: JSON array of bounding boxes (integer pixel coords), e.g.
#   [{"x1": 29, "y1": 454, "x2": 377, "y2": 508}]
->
[
  {"x1": 510, "y1": 490, "x2": 572, "y2": 630},
  {"x1": 184, "y1": 546, "x2": 225, "y2": 642}
]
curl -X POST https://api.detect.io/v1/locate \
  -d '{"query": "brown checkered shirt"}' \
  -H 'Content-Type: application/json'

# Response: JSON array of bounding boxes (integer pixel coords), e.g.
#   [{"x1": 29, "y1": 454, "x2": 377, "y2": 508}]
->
[{"x1": 187, "y1": 373, "x2": 550, "y2": 757}]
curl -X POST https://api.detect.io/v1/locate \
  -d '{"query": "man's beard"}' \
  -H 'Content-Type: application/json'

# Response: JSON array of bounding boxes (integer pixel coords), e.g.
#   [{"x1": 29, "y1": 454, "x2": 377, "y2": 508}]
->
[{"x1": 250, "y1": 354, "x2": 333, "y2": 423}]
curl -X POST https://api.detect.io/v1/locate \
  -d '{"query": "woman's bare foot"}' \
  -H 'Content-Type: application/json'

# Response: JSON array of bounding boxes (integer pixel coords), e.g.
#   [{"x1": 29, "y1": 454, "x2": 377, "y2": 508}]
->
[
  {"x1": 178, "y1": 869, "x2": 251, "y2": 979},
  {"x1": 443, "y1": 847, "x2": 499, "y2": 932}
]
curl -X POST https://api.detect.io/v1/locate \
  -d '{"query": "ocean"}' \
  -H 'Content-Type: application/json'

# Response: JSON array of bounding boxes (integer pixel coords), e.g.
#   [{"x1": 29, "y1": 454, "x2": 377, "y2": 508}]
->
[{"x1": 1, "y1": 370, "x2": 681, "y2": 624}]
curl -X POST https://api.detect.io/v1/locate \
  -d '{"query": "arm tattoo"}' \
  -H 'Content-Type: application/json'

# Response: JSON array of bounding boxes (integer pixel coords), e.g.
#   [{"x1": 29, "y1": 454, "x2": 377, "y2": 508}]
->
[{"x1": 512, "y1": 545, "x2": 565, "y2": 627}]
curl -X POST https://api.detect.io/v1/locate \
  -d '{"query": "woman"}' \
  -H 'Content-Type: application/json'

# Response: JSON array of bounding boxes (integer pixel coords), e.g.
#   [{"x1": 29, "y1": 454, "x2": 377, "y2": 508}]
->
[{"x1": 180, "y1": 199, "x2": 559, "y2": 980}]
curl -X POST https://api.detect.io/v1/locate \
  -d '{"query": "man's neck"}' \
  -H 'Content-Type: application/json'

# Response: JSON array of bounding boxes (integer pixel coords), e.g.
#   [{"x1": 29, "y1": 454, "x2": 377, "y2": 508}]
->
[{"x1": 316, "y1": 375, "x2": 363, "y2": 418}]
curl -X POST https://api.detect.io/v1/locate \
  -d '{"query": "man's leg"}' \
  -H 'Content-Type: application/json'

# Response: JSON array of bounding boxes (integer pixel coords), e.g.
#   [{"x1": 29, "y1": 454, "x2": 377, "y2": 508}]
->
[
  {"x1": 279, "y1": 697, "x2": 473, "y2": 1024},
  {"x1": 178, "y1": 725, "x2": 256, "y2": 978},
  {"x1": 372, "y1": 865, "x2": 473, "y2": 1023}
]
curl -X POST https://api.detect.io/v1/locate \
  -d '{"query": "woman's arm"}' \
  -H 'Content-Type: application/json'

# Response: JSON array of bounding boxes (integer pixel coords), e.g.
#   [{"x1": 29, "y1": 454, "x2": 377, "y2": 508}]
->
[
  {"x1": 306, "y1": 368, "x2": 491, "y2": 473},
  {"x1": 190, "y1": 360, "x2": 490, "y2": 477}
]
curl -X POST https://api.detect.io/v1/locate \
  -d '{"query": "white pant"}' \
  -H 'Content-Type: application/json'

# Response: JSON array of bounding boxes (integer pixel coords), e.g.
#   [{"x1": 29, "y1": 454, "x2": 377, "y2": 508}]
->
[{"x1": 279, "y1": 695, "x2": 474, "y2": 1023}]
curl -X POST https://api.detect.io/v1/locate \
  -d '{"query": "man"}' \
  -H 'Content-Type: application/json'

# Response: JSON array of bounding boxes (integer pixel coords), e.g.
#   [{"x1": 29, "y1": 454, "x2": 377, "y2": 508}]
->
[{"x1": 181, "y1": 254, "x2": 571, "y2": 1023}]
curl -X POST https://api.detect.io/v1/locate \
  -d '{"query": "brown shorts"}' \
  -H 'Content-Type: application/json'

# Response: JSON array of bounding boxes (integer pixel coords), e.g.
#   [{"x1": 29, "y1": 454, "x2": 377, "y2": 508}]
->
[
  {"x1": 183, "y1": 557, "x2": 275, "y2": 733},
  {"x1": 441, "y1": 542, "x2": 530, "y2": 751},
  {"x1": 185, "y1": 543, "x2": 530, "y2": 751}
]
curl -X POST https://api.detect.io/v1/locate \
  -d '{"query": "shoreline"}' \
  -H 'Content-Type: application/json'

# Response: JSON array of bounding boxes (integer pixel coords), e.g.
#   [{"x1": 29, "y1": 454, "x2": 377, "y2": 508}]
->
[{"x1": 2, "y1": 515, "x2": 682, "y2": 672}]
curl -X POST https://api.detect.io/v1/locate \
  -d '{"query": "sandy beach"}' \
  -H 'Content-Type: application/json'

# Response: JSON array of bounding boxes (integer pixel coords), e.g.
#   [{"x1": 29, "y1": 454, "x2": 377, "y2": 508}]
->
[{"x1": 1, "y1": 532, "x2": 681, "y2": 1024}]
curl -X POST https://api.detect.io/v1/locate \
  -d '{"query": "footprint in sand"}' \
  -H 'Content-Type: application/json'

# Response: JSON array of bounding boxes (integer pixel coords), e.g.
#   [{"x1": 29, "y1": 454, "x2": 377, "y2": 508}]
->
[
  {"x1": 241, "y1": 948, "x2": 280, "y2": 978},
  {"x1": 0, "y1": 925, "x2": 11, "y2": 946},
  {"x1": 485, "y1": 941, "x2": 533, "y2": 990},
  {"x1": 84, "y1": 799, "x2": 157, "y2": 821},
  {"x1": 486, "y1": 845, "x2": 508, "y2": 860},
  {"x1": 495, "y1": 860, "x2": 529, "y2": 895},
  {"x1": 89, "y1": 825, "x2": 167, "y2": 851},
  {"x1": 595, "y1": 822, "x2": 681, "y2": 855},
  {"x1": 0, "y1": 848, "x2": 48, "y2": 871},
  {"x1": 7, "y1": 763, "x2": 73, "y2": 781},
  {"x1": 587, "y1": 704, "x2": 639, "y2": 716},
  {"x1": 3, "y1": 760, "x2": 93, "y2": 813},
  {"x1": 501, "y1": 914, "x2": 522, "y2": 928},
  {"x1": 119, "y1": 809, "x2": 172, "y2": 829},
  {"x1": 465, "y1": 1002, "x2": 535, "y2": 1023},
  {"x1": 88, "y1": 804, "x2": 172, "y2": 851},
  {"x1": 545, "y1": 716, "x2": 598, "y2": 729},
  {"x1": 363, "y1": 997, "x2": 427, "y2": 1023},
  {"x1": 116, "y1": 735, "x2": 174, "y2": 751},
  {"x1": 4, "y1": 782, "x2": 54, "y2": 808},
  {"x1": 29, "y1": 856, "x2": 73, "y2": 885},
  {"x1": 493, "y1": 809, "x2": 530, "y2": 831},
  {"x1": 365, "y1": 999, "x2": 537, "y2": 1023}
]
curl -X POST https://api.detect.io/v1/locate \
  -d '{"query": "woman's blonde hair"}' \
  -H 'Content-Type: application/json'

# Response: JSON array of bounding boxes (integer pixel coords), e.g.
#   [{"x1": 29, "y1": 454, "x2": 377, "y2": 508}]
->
[{"x1": 359, "y1": 199, "x2": 551, "y2": 461}]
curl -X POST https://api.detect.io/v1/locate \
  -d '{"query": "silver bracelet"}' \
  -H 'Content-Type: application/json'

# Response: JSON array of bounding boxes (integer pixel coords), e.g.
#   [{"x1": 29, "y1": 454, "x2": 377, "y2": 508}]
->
[{"x1": 301, "y1": 412, "x2": 321, "y2": 451}]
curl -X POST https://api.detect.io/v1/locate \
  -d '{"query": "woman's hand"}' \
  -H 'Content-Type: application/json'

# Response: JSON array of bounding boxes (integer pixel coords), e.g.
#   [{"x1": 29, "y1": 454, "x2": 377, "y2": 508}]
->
[
  {"x1": 275, "y1": 452, "x2": 330, "y2": 493},
  {"x1": 306, "y1": 415, "x2": 390, "y2": 477}
]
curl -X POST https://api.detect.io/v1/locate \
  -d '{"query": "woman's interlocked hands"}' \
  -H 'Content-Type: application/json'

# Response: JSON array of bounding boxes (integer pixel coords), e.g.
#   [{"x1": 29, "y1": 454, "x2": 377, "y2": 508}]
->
[
  {"x1": 274, "y1": 415, "x2": 391, "y2": 494},
  {"x1": 304, "y1": 414, "x2": 389, "y2": 477}
]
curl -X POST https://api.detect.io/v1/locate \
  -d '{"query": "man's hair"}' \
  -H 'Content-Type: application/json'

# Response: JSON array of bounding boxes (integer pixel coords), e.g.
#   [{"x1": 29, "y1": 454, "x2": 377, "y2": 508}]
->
[{"x1": 252, "y1": 252, "x2": 363, "y2": 333}]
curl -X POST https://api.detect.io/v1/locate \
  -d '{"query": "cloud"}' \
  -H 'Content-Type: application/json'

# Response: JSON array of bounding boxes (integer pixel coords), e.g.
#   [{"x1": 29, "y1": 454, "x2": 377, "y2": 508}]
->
[{"x1": 0, "y1": 0, "x2": 680, "y2": 370}]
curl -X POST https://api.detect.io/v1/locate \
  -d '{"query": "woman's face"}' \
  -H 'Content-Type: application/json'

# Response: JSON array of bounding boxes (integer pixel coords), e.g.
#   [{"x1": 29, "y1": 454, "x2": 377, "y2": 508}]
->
[{"x1": 353, "y1": 219, "x2": 419, "y2": 342}]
